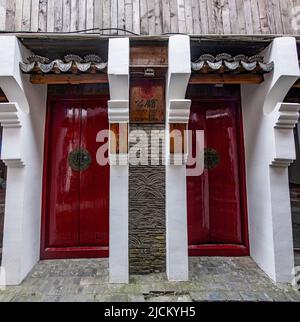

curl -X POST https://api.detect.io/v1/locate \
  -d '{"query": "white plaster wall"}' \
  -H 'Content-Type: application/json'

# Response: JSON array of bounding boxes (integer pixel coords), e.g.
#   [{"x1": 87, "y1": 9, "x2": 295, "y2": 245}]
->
[
  {"x1": 166, "y1": 166, "x2": 189, "y2": 280},
  {"x1": 108, "y1": 38, "x2": 129, "y2": 283},
  {"x1": 241, "y1": 37, "x2": 300, "y2": 283},
  {"x1": 109, "y1": 165, "x2": 129, "y2": 283},
  {"x1": 0, "y1": 36, "x2": 47, "y2": 285},
  {"x1": 166, "y1": 35, "x2": 191, "y2": 281}
]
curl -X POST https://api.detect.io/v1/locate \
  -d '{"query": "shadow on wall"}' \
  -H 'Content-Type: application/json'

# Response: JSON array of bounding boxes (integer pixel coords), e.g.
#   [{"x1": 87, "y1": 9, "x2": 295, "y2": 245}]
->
[
  {"x1": 0, "y1": 89, "x2": 7, "y2": 265},
  {"x1": 0, "y1": 128, "x2": 7, "y2": 266},
  {"x1": 285, "y1": 88, "x2": 300, "y2": 250}
]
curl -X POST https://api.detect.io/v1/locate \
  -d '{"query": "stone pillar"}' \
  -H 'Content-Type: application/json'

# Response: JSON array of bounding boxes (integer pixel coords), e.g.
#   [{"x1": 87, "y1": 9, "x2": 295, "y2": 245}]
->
[
  {"x1": 108, "y1": 38, "x2": 130, "y2": 283},
  {"x1": 0, "y1": 36, "x2": 47, "y2": 285},
  {"x1": 241, "y1": 37, "x2": 300, "y2": 283},
  {"x1": 165, "y1": 35, "x2": 191, "y2": 281}
]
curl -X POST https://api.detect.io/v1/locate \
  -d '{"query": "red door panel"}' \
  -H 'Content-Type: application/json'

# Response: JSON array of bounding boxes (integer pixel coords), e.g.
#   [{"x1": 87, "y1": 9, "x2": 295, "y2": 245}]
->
[
  {"x1": 47, "y1": 102, "x2": 81, "y2": 248},
  {"x1": 187, "y1": 99, "x2": 249, "y2": 256},
  {"x1": 41, "y1": 98, "x2": 109, "y2": 259},
  {"x1": 79, "y1": 100, "x2": 109, "y2": 246},
  {"x1": 187, "y1": 111, "x2": 210, "y2": 244}
]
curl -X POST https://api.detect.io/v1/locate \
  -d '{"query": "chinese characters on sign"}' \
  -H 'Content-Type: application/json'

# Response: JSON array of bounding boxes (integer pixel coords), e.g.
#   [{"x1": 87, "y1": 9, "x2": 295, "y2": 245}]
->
[{"x1": 130, "y1": 78, "x2": 165, "y2": 123}]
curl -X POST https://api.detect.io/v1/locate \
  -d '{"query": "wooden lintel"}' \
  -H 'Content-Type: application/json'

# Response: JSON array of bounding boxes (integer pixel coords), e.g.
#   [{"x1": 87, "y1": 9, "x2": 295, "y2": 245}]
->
[
  {"x1": 189, "y1": 73, "x2": 264, "y2": 85},
  {"x1": 30, "y1": 73, "x2": 109, "y2": 85}
]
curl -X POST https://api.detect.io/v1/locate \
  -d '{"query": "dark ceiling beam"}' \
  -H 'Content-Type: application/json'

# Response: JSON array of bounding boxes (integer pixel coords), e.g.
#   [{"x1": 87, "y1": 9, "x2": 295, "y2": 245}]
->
[
  {"x1": 189, "y1": 73, "x2": 264, "y2": 84},
  {"x1": 30, "y1": 73, "x2": 109, "y2": 85}
]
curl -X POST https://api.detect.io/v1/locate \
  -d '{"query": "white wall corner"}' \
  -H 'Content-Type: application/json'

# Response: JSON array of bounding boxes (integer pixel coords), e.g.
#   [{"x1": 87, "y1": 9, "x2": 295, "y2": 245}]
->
[
  {"x1": 165, "y1": 35, "x2": 191, "y2": 281},
  {"x1": 261, "y1": 37, "x2": 300, "y2": 114},
  {"x1": 0, "y1": 36, "x2": 33, "y2": 114},
  {"x1": 268, "y1": 102, "x2": 300, "y2": 283},
  {"x1": 241, "y1": 37, "x2": 299, "y2": 283},
  {"x1": 0, "y1": 36, "x2": 47, "y2": 285},
  {"x1": 108, "y1": 38, "x2": 130, "y2": 101},
  {"x1": 108, "y1": 38, "x2": 129, "y2": 284},
  {"x1": 166, "y1": 35, "x2": 192, "y2": 167},
  {"x1": 167, "y1": 35, "x2": 191, "y2": 102},
  {"x1": 108, "y1": 100, "x2": 129, "y2": 166}
]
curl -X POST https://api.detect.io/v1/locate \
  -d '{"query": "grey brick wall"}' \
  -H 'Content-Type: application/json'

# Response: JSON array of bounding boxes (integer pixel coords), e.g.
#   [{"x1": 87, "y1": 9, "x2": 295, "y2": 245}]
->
[{"x1": 129, "y1": 124, "x2": 166, "y2": 274}]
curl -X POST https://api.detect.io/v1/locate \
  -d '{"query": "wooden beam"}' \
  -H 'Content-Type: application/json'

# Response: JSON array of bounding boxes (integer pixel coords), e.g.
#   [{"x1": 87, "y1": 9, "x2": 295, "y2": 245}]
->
[
  {"x1": 189, "y1": 73, "x2": 264, "y2": 84},
  {"x1": 130, "y1": 66, "x2": 168, "y2": 78},
  {"x1": 293, "y1": 79, "x2": 300, "y2": 88},
  {"x1": 30, "y1": 73, "x2": 109, "y2": 85},
  {"x1": 0, "y1": 96, "x2": 8, "y2": 103},
  {"x1": 0, "y1": 88, "x2": 8, "y2": 102}
]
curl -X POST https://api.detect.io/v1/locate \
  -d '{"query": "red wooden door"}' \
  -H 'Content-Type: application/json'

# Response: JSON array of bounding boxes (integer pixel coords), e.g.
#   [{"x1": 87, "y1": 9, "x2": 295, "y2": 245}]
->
[
  {"x1": 41, "y1": 98, "x2": 109, "y2": 259},
  {"x1": 187, "y1": 99, "x2": 249, "y2": 256}
]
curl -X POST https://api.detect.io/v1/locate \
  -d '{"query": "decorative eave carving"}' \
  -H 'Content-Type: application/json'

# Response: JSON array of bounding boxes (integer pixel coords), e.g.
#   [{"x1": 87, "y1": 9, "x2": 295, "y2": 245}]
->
[
  {"x1": 20, "y1": 54, "x2": 107, "y2": 74},
  {"x1": 167, "y1": 100, "x2": 191, "y2": 166},
  {"x1": 0, "y1": 103, "x2": 21, "y2": 128},
  {"x1": 270, "y1": 102, "x2": 300, "y2": 168},
  {"x1": 2, "y1": 159, "x2": 25, "y2": 168},
  {"x1": 108, "y1": 100, "x2": 129, "y2": 166},
  {"x1": 192, "y1": 53, "x2": 274, "y2": 74},
  {"x1": 168, "y1": 99, "x2": 191, "y2": 124},
  {"x1": 271, "y1": 158, "x2": 295, "y2": 167},
  {"x1": 274, "y1": 103, "x2": 300, "y2": 129},
  {"x1": 108, "y1": 100, "x2": 129, "y2": 123},
  {"x1": 0, "y1": 103, "x2": 25, "y2": 168}
]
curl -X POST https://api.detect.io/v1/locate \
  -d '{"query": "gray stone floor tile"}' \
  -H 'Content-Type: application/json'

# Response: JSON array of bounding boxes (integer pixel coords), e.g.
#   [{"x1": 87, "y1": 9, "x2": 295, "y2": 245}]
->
[{"x1": 1, "y1": 257, "x2": 300, "y2": 302}]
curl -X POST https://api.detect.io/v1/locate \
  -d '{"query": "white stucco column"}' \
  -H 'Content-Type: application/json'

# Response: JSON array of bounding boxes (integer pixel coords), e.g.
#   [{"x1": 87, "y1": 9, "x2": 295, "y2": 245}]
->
[
  {"x1": 165, "y1": 35, "x2": 191, "y2": 281},
  {"x1": 0, "y1": 36, "x2": 47, "y2": 285},
  {"x1": 241, "y1": 37, "x2": 300, "y2": 283},
  {"x1": 108, "y1": 38, "x2": 129, "y2": 283}
]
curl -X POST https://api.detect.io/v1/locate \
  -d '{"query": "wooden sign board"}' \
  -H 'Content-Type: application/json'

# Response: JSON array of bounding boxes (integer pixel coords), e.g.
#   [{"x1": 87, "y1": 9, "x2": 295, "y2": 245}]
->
[
  {"x1": 130, "y1": 79, "x2": 165, "y2": 123},
  {"x1": 130, "y1": 44, "x2": 168, "y2": 66}
]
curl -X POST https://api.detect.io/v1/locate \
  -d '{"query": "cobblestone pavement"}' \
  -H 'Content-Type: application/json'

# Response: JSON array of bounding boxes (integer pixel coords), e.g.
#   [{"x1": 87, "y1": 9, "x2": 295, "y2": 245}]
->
[{"x1": 0, "y1": 257, "x2": 300, "y2": 302}]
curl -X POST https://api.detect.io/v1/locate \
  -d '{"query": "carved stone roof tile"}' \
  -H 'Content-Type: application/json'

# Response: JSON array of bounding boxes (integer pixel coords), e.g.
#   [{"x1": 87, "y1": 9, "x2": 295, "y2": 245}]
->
[
  {"x1": 20, "y1": 54, "x2": 107, "y2": 74},
  {"x1": 192, "y1": 53, "x2": 274, "y2": 74}
]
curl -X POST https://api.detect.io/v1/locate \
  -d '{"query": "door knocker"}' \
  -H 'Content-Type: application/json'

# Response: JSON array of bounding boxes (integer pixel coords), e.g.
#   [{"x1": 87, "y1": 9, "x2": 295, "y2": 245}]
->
[
  {"x1": 68, "y1": 148, "x2": 92, "y2": 172},
  {"x1": 204, "y1": 148, "x2": 220, "y2": 170}
]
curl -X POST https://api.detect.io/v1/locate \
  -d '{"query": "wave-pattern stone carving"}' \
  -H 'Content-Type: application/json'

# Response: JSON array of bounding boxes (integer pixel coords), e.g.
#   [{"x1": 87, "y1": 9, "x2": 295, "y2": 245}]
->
[{"x1": 129, "y1": 124, "x2": 166, "y2": 274}]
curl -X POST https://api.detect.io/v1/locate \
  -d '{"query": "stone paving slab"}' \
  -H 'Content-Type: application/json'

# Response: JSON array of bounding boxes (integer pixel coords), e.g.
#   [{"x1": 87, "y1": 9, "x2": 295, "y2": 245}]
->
[{"x1": 0, "y1": 257, "x2": 299, "y2": 302}]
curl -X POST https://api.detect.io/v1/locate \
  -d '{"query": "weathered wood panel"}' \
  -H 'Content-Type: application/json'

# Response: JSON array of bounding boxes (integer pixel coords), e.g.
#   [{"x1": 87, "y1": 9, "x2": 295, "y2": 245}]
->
[
  {"x1": 0, "y1": 0, "x2": 299, "y2": 35},
  {"x1": 130, "y1": 78, "x2": 165, "y2": 123}
]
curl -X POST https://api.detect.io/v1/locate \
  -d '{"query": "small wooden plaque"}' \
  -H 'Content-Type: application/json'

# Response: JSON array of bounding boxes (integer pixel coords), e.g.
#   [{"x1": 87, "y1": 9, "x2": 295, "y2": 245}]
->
[{"x1": 130, "y1": 79, "x2": 165, "y2": 123}]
